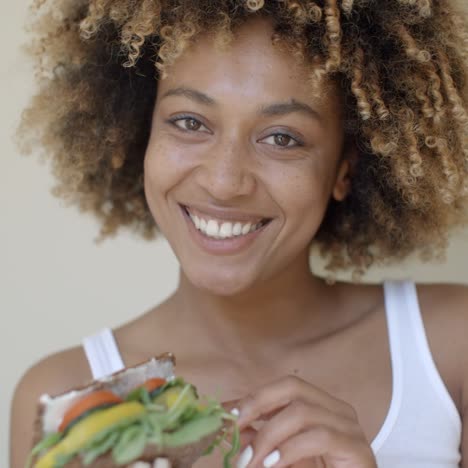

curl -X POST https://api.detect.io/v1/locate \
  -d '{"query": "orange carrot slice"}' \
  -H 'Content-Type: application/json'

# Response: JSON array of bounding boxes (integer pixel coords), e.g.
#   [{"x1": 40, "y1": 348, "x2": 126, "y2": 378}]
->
[
  {"x1": 59, "y1": 390, "x2": 123, "y2": 433},
  {"x1": 141, "y1": 378, "x2": 167, "y2": 394}
]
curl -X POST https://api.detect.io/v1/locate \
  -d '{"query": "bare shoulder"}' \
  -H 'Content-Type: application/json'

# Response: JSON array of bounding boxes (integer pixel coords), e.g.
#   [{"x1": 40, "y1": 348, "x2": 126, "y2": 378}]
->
[
  {"x1": 415, "y1": 283, "x2": 468, "y2": 412},
  {"x1": 10, "y1": 345, "x2": 92, "y2": 468},
  {"x1": 112, "y1": 296, "x2": 180, "y2": 365},
  {"x1": 416, "y1": 282, "x2": 468, "y2": 333}
]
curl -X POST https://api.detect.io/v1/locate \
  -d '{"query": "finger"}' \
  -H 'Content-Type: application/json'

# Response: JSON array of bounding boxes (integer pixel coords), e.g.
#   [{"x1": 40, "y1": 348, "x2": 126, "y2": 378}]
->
[
  {"x1": 269, "y1": 428, "x2": 374, "y2": 468},
  {"x1": 153, "y1": 458, "x2": 171, "y2": 468},
  {"x1": 239, "y1": 425, "x2": 257, "y2": 451},
  {"x1": 222, "y1": 400, "x2": 258, "y2": 453},
  {"x1": 222, "y1": 398, "x2": 242, "y2": 413},
  {"x1": 223, "y1": 422, "x2": 257, "y2": 453},
  {"x1": 129, "y1": 461, "x2": 171, "y2": 468},
  {"x1": 221, "y1": 400, "x2": 254, "y2": 449},
  {"x1": 222, "y1": 399, "x2": 245, "y2": 426},
  {"x1": 247, "y1": 401, "x2": 359, "y2": 467},
  {"x1": 236, "y1": 376, "x2": 355, "y2": 429}
]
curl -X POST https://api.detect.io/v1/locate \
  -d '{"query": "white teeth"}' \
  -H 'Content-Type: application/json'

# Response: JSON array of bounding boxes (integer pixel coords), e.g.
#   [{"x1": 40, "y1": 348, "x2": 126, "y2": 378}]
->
[
  {"x1": 187, "y1": 209, "x2": 267, "y2": 240},
  {"x1": 241, "y1": 223, "x2": 251, "y2": 235},
  {"x1": 206, "y1": 219, "x2": 219, "y2": 237},
  {"x1": 233, "y1": 222, "x2": 242, "y2": 236},
  {"x1": 219, "y1": 222, "x2": 233, "y2": 238}
]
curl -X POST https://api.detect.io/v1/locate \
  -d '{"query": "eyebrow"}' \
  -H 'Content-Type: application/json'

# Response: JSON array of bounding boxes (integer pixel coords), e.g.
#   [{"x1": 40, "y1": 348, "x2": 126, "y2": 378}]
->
[
  {"x1": 161, "y1": 87, "x2": 216, "y2": 105},
  {"x1": 260, "y1": 100, "x2": 321, "y2": 122},
  {"x1": 161, "y1": 87, "x2": 321, "y2": 122}
]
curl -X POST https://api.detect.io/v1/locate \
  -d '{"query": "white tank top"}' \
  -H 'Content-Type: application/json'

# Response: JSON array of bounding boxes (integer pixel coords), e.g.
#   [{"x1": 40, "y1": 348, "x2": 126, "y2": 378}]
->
[{"x1": 82, "y1": 281, "x2": 462, "y2": 467}]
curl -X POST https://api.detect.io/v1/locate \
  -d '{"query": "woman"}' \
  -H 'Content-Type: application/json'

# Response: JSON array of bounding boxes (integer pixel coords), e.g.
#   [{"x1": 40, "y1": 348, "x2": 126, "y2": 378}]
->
[{"x1": 10, "y1": 0, "x2": 468, "y2": 467}]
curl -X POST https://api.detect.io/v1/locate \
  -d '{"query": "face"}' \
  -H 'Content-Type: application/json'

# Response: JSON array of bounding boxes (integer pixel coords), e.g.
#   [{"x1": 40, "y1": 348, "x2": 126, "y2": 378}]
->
[{"x1": 144, "y1": 18, "x2": 350, "y2": 296}]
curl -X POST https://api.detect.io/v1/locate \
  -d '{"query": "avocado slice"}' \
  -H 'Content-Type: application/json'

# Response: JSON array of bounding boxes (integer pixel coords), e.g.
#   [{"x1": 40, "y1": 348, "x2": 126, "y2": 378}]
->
[{"x1": 152, "y1": 384, "x2": 198, "y2": 410}]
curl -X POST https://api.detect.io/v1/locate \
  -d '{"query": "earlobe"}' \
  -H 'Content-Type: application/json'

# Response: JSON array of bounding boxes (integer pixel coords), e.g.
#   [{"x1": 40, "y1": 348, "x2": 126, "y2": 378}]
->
[
  {"x1": 332, "y1": 139, "x2": 358, "y2": 202},
  {"x1": 332, "y1": 159, "x2": 351, "y2": 202}
]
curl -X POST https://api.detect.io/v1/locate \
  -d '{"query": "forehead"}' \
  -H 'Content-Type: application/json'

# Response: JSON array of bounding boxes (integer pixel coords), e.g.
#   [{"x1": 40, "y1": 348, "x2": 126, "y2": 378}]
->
[{"x1": 158, "y1": 17, "x2": 343, "y2": 118}]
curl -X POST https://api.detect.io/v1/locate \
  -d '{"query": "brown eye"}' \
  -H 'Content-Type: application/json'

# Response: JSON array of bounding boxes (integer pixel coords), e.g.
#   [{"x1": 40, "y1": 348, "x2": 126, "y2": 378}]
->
[
  {"x1": 273, "y1": 134, "x2": 292, "y2": 147},
  {"x1": 184, "y1": 118, "x2": 201, "y2": 131},
  {"x1": 260, "y1": 132, "x2": 302, "y2": 149},
  {"x1": 171, "y1": 117, "x2": 209, "y2": 133}
]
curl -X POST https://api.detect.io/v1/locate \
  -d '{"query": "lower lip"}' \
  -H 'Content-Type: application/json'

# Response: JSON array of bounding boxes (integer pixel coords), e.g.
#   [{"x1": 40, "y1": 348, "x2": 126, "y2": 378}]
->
[{"x1": 180, "y1": 206, "x2": 271, "y2": 256}]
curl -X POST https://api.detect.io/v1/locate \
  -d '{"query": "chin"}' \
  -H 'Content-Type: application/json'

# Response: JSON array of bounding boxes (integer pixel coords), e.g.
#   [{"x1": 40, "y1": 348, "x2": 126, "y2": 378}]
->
[{"x1": 184, "y1": 266, "x2": 256, "y2": 297}]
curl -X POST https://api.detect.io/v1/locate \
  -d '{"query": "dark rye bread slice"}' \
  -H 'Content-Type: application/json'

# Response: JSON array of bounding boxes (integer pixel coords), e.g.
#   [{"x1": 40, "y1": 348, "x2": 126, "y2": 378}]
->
[{"x1": 31, "y1": 354, "x2": 229, "y2": 467}]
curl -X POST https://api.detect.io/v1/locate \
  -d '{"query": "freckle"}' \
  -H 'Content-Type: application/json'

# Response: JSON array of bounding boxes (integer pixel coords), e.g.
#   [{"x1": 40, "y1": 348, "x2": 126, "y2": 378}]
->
[{"x1": 293, "y1": 368, "x2": 299, "y2": 374}]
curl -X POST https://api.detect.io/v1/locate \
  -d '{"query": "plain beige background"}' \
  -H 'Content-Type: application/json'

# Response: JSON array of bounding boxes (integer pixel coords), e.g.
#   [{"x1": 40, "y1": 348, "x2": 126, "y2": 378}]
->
[{"x1": 2, "y1": 1, "x2": 467, "y2": 467}]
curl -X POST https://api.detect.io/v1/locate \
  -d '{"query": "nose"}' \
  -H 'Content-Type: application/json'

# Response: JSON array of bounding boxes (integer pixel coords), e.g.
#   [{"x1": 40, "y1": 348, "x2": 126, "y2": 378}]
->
[{"x1": 195, "y1": 138, "x2": 256, "y2": 201}]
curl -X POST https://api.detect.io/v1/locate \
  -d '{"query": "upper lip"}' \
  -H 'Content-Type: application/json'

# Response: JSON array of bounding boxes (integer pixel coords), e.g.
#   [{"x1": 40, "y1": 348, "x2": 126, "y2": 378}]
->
[{"x1": 181, "y1": 203, "x2": 272, "y2": 223}]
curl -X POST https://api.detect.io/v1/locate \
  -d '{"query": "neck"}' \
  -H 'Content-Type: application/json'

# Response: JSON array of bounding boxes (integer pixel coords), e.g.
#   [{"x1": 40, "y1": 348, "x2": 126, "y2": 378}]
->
[{"x1": 172, "y1": 253, "x2": 338, "y2": 361}]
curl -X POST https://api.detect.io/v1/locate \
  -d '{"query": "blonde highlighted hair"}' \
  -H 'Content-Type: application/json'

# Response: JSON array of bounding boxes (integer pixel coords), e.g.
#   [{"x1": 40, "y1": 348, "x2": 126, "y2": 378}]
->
[{"x1": 18, "y1": 0, "x2": 468, "y2": 275}]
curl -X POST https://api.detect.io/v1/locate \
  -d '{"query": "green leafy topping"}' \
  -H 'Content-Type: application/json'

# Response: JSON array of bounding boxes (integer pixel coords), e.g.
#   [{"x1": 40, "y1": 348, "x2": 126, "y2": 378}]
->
[
  {"x1": 166, "y1": 384, "x2": 196, "y2": 423},
  {"x1": 28, "y1": 377, "x2": 240, "y2": 467},
  {"x1": 200, "y1": 414, "x2": 241, "y2": 468},
  {"x1": 52, "y1": 452, "x2": 75, "y2": 467},
  {"x1": 112, "y1": 424, "x2": 147, "y2": 465},
  {"x1": 25, "y1": 432, "x2": 63, "y2": 468},
  {"x1": 78, "y1": 412, "x2": 145, "y2": 453},
  {"x1": 162, "y1": 413, "x2": 224, "y2": 447},
  {"x1": 125, "y1": 387, "x2": 153, "y2": 406},
  {"x1": 222, "y1": 423, "x2": 241, "y2": 468},
  {"x1": 81, "y1": 431, "x2": 120, "y2": 465},
  {"x1": 163, "y1": 377, "x2": 187, "y2": 390},
  {"x1": 145, "y1": 413, "x2": 163, "y2": 445}
]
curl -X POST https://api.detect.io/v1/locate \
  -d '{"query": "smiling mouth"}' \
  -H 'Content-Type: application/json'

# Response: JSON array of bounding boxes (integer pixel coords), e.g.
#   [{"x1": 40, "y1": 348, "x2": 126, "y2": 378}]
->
[{"x1": 181, "y1": 205, "x2": 272, "y2": 240}]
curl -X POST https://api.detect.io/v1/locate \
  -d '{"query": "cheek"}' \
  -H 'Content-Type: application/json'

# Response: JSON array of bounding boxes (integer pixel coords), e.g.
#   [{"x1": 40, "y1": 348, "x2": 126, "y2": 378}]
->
[
  {"x1": 143, "y1": 138, "x2": 182, "y2": 231},
  {"x1": 270, "y1": 163, "x2": 333, "y2": 226},
  {"x1": 143, "y1": 134, "x2": 195, "y2": 203}
]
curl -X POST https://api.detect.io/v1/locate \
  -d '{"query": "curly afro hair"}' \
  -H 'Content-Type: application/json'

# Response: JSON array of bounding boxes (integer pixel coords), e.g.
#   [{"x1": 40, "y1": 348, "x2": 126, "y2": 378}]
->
[{"x1": 17, "y1": 0, "x2": 468, "y2": 276}]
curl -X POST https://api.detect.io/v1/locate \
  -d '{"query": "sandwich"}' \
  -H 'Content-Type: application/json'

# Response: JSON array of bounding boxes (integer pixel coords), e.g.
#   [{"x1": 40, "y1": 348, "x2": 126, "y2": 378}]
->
[{"x1": 27, "y1": 353, "x2": 239, "y2": 468}]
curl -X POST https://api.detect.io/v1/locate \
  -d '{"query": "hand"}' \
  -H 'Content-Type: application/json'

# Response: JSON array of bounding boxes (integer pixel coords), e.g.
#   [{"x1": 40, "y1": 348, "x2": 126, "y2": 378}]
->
[
  {"x1": 223, "y1": 376, "x2": 377, "y2": 468},
  {"x1": 153, "y1": 459, "x2": 171, "y2": 468},
  {"x1": 129, "y1": 458, "x2": 171, "y2": 468}
]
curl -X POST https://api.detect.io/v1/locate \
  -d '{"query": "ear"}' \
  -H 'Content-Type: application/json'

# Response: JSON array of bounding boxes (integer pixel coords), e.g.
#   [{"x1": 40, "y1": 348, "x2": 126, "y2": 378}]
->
[{"x1": 332, "y1": 141, "x2": 357, "y2": 202}]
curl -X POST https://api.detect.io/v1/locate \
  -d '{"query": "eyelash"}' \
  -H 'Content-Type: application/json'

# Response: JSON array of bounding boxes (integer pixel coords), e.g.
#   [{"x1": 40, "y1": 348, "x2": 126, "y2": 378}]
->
[
  {"x1": 262, "y1": 133, "x2": 304, "y2": 148},
  {"x1": 167, "y1": 115, "x2": 210, "y2": 133},
  {"x1": 166, "y1": 115, "x2": 304, "y2": 149}
]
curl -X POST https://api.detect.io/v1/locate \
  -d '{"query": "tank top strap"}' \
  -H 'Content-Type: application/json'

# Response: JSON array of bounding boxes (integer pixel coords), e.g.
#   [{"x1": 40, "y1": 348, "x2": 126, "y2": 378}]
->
[
  {"x1": 375, "y1": 280, "x2": 461, "y2": 466},
  {"x1": 371, "y1": 281, "x2": 405, "y2": 452},
  {"x1": 400, "y1": 281, "x2": 461, "y2": 428},
  {"x1": 82, "y1": 327, "x2": 125, "y2": 380}
]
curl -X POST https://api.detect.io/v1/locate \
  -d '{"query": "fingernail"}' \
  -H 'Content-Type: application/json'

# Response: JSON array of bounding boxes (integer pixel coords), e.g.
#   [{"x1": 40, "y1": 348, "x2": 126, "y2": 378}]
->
[
  {"x1": 236, "y1": 445, "x2": 253, "y2": 468},
  {"x1": 153, "y1": 458, "x2": 171, "y2": 468},
  {"x1": 231, "y1": 407, "x2": 240, "y2": 417},
  {"x1": 263, "y1": 449, "x2": 281, "y2": 467}
]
